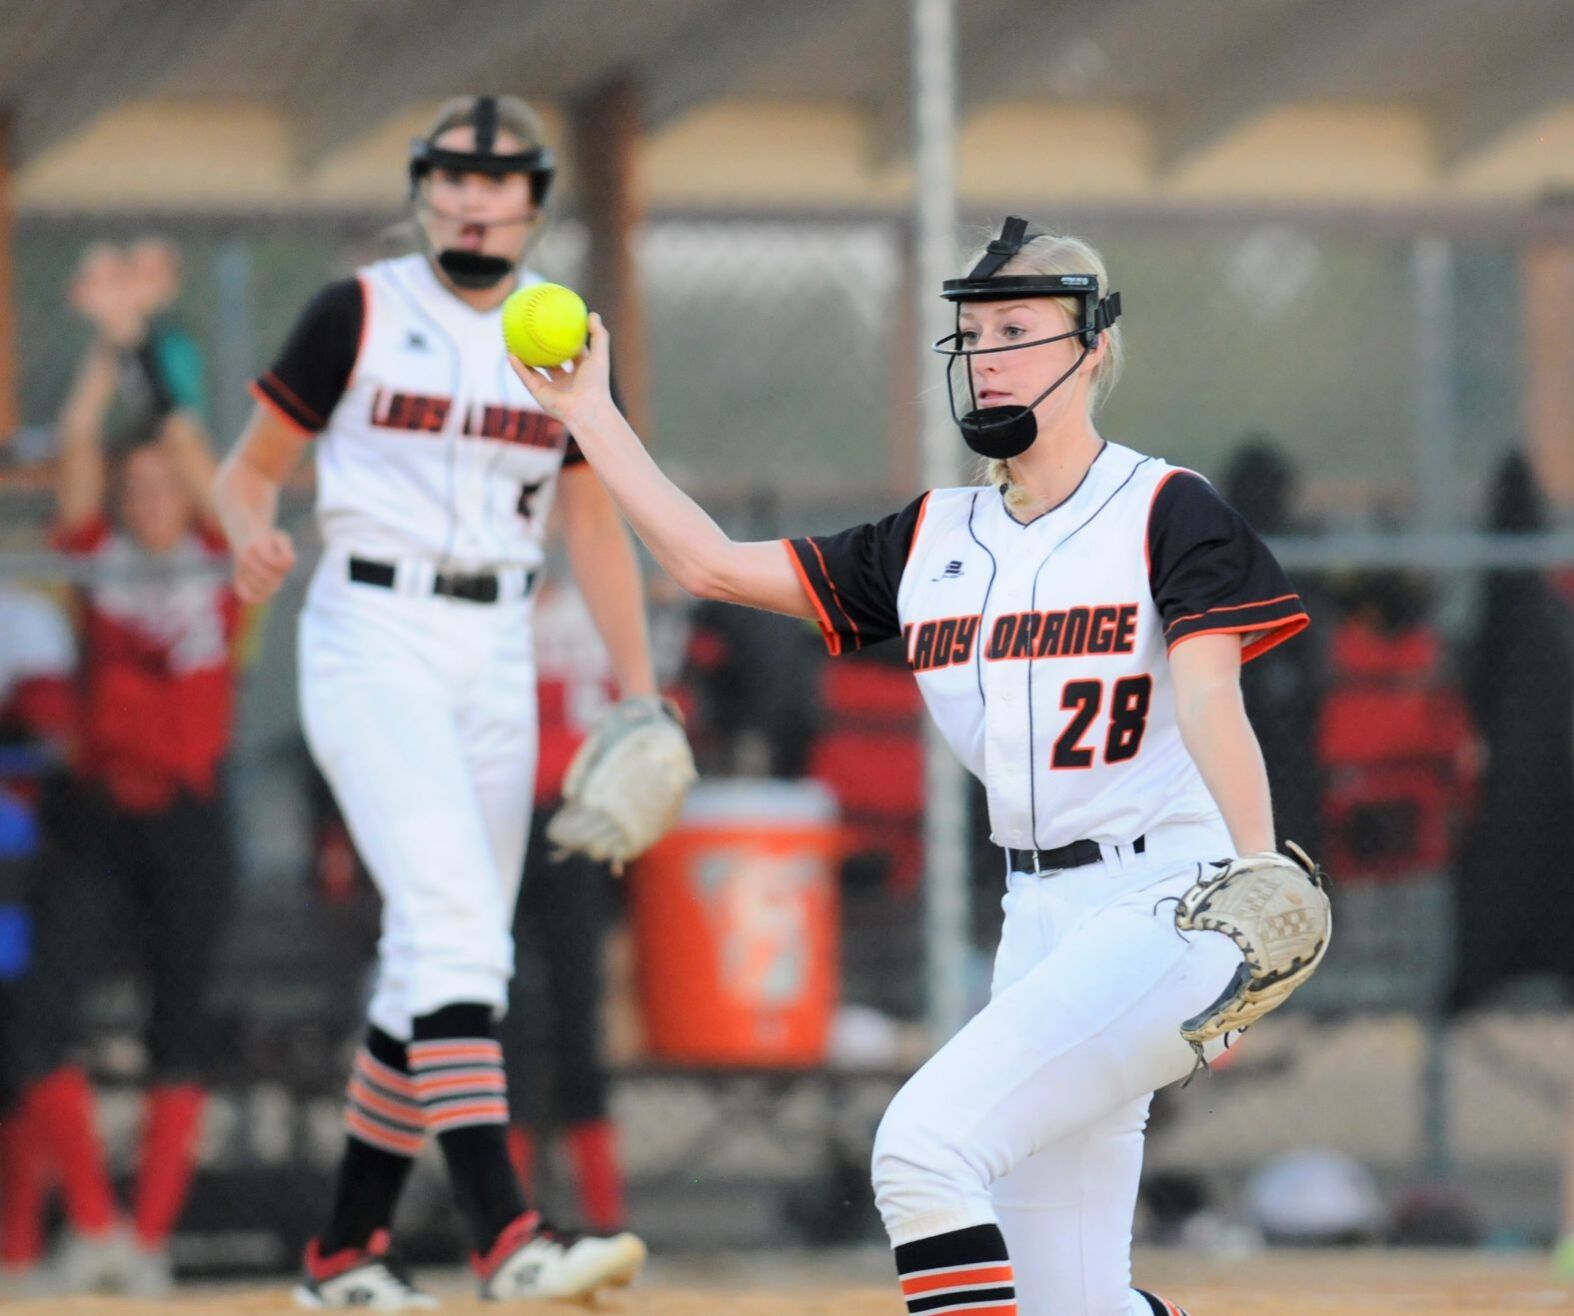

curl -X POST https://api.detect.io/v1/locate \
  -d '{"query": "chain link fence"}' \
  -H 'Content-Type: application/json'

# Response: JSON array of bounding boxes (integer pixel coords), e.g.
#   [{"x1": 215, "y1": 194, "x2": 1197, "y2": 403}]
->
[{"x1": 2, "y1": 203, "x2": 1572, "y2": 1269}]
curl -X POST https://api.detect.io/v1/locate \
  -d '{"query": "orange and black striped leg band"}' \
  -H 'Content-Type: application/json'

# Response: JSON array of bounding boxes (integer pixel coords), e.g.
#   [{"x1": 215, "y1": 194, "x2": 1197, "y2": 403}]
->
[
  {"x1": 894, "y1": 1224, "x2": 1017, "y2": 1315},
  {"x1": 408, "y1": 1037, "x2": 510, "y2": 1134},
  {"x1": 344, "y1": 1043, "x2": 426, "y2": 1157}
]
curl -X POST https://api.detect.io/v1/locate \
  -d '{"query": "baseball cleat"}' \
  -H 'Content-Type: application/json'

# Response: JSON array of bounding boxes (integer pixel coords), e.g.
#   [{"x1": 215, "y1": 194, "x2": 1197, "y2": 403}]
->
[
  {"x1": 476, "y1": 1211, "x2": 646, "y2": 1301},
  {"x1": 48, "y1": 1227, "x2": 138, "y2": 1294},
  {"x1": 294, "y1": 1230, "x2": 438, "y2": 1311}
]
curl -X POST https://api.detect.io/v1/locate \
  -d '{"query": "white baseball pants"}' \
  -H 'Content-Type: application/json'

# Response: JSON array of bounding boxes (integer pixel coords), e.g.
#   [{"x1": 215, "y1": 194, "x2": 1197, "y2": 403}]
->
[
  {"x1": 299, "y1": 554, "x2": 538, "y2": 1040},
  {"x1": 872, "y1": 819, "x2": 1242, "y2": 1316}
]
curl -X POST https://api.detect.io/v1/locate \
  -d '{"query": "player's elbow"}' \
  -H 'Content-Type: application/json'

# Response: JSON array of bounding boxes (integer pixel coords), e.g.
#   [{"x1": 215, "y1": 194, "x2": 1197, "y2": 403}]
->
[
  {"x1": 666, "y1": 534, "x2": 748, "y2": 603},
  {"x1": 673, "y1": 557, "x2": 732, "y2": 602}
]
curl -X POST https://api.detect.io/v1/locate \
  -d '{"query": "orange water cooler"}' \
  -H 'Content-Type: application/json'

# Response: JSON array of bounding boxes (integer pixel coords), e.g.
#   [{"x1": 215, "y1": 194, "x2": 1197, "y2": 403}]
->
[{"x1": 631, "y1": 780, "x2": 841, "y2": 1066}]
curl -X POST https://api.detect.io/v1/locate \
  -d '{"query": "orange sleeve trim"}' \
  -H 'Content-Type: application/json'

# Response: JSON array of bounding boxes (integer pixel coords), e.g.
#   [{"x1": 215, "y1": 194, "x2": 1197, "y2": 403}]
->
[
  {"x1": 1167, "y1": 612, "x2": 1310, "y2": 664},
  {"x1": 249, "y1": 379, "x2": 317, "y2": 437},
  {"x1": 905, "y1": 490, "x2": 932, "y2": 565},
  {"x1": 782, "y1": 540, "x2": 843, "y2": 656},
  {"x1": 1163, "y1": 592, "x2": 1302, "y2": 634},
  {"x1": 1144, "y1": 468, "x2": 1186, "y2": 580},
  {"x1": 806, "y1": 536, "x2": 862, "y2": 641},
  {"x1": 258, "y1": 369, "x2": 324, "y2": 427}
]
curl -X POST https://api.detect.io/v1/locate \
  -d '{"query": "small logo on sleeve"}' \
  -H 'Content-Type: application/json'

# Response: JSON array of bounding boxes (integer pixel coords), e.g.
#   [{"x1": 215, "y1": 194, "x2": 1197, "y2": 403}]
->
[{"x1": 935, "y1": 560, "x2": 965, "y2": 581}]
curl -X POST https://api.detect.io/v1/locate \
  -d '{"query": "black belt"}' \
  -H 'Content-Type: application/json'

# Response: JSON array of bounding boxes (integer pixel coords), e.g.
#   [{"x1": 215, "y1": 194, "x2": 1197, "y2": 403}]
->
[
  {"x1": 348, "y1": 555, "x2": 534, "y2": 605},
  {"x1": 1005, "y1": 834, "x2": 1145, "y2": 875}
]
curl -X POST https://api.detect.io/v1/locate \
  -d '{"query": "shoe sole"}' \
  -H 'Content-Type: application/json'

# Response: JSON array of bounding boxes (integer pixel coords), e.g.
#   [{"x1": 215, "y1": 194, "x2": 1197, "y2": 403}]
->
[
  {"x1": 293, "y1": 1281, "x2": 439, "y2": 1311},
  {"x1": 489, "y1": 1234, "x2": 648, "y2": 1301}
]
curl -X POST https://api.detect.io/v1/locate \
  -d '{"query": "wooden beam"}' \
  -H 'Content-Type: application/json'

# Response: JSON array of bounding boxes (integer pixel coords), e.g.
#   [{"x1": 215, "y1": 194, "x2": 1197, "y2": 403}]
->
[
  {"x1": 291, "y1": 1, "x2": 561, "y2": 167},
  {"x1": 11, "y1": 0, "x2": 252, "y2": 165},
  {"x1": 956, "y1": 0, "x2": 1149, "y2": 119},
  {"x1": 641, "y1": 0, "x2": 850, "y2": 133},
  {"x1": 568, "y1": 75, "x2": 651, "y2": 438},
  {"x1": 0, "y1": 109, "x2": 15, "y2": 440},
  {"x1": 871, "y1": 0, "x2": 1149, "y2": 167},
  {"x1": 1521, "y1": 240, "x2": 1574, "y2": 506},
  {"x1": 1151, "y1": 0, "x2": 1393, "y2": 174},
  {"x1": 1437, "y1": 28, "x2": 1574, "y2": 168}
]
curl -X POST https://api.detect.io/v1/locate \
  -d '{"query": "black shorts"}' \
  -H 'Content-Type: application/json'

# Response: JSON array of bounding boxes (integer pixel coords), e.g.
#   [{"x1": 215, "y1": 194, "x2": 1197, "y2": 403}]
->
[{"x1": 10, "y1": 772, "x2": 237, "y2": 1085}]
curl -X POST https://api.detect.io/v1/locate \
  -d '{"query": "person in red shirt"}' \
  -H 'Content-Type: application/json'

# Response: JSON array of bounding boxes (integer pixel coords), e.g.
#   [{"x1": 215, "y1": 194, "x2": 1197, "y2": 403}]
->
[
  {"x1": 5, "y1": 270, "x2": 237, "y2": 1298},
  {"x1": 0, "y1": 586, "x2": 76, "y2": 1296},
  {"x1": 498, "y1": 580, "x2": 628, "y2": 1234}
]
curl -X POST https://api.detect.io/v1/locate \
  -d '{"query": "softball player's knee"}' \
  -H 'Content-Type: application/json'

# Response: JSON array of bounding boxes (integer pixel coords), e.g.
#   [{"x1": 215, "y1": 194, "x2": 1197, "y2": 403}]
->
[
  {"x1": 406, "y1": 924, "x2": 515, "y2": 1018},
  {"x1": 872, "y1": 1092, "x2": 996, "y2": 1242}
]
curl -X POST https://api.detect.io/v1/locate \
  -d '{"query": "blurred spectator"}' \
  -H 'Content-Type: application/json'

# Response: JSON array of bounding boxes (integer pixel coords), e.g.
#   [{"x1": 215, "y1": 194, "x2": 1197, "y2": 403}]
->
[
  {"x1": 1222, "y1": 436, "x2": 1328, "y2": 856},
  {"x1": 808, "y1": 638, "x2": 922, "y2": 896},
  {"x1": 499, "y1": 580, "x2": 629, "y2": 1232},
  {"x1": 2, "y1": 304, "x2": 238, "y2": 1296},
  {"x1": 66, "y1": 238, "x2": 208, "y2": 459},
  {"x1": 682, "y1": 600, "x2": 825, "y2": 778},
  {"x1": 1451, "y1": 452, "x2": 1574, "y2": 1011},
  {"x1": 1318, "y1": 570, "x2": 1475, "y2": 883},
  {"x1": 0, "y1": 586, "x2": 75, "y2": 1293}
]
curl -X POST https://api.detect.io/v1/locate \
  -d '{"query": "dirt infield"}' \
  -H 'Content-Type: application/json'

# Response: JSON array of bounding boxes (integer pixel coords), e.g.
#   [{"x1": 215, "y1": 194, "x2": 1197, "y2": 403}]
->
[{"x1": 4, "y1": 1249, "x2": 1571, "y2": 1314}]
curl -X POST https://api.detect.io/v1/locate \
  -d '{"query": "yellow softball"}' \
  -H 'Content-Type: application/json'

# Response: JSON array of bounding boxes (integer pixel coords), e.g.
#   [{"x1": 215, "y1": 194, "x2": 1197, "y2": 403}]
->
[{"x1": 501, "y1": 282, "x2": 589, "y2": 368}]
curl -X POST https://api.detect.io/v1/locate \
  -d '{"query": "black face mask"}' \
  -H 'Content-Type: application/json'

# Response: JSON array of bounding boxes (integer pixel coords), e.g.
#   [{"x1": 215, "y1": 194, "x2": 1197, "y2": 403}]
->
[
  {"x1": 408, "y1": 96, "x2": 554, "y2": 293},
  {"x1": 948, "y1": 333, "x2": 1094, "y2": 460},
  {"x1": 933, "y1": 215, "x2": 1121, "y2": 461},
  {"x1": 435, "y1": 248, "x2": 516, "y2": 290}
]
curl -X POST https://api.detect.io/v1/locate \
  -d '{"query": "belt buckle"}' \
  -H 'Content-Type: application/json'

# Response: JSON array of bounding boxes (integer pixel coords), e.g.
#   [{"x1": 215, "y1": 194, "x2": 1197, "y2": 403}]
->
[{"x1": 435, "y1": 571, "x2": 498, "y2": 604}]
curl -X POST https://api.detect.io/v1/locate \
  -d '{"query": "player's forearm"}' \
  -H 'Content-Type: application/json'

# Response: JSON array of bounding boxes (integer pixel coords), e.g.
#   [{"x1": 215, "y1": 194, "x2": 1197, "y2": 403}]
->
[
  {"x1": 212, "y1": 449, "x2": 281, "y2": 550},
  {"x1": 54, "y1": 344, "x2": 117, "y2": 526},
  {"x1": 1174, "y1": 677, "x2": 1275, "y2": 854},
  {"x1": 564, "y1": 494, "x2": 657, "y2": 698},
  {"x1": 159, "y1": 411, "x2": 220, "y2": 513},
  {"x1": 563, "y1": 399, "x2": 748, "y2": 601}
]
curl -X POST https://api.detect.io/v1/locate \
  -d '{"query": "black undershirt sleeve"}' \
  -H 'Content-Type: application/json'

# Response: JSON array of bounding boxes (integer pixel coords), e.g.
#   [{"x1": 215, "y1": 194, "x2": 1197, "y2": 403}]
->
[
  {"x1": 253, "y1": 279, "x2": 364, "y2": 433},
  {"x1": 784, "y1": 492, "x2": 929, "y2": 655},
  {"x1": 1146, "y1": 471, "x2": 1308, "y2": 663}
]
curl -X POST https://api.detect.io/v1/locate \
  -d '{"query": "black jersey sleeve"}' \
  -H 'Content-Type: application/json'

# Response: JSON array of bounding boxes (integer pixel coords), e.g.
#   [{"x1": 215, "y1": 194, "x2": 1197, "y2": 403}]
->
[
  {"x1": 1147, "y1": 471, "x2": 1308, "y2": 663},
  {"x1": 252, "y1": 278, "x2": 365, "y2": 433},
  {"x1": 783, "y1": 492, "x2": 929, "y2": 655}
]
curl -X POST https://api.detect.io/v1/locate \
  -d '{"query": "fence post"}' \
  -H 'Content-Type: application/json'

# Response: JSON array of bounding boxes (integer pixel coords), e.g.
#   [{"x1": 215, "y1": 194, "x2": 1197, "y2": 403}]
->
[{"x1": 0, "y1": 109, "x2": 17, "y2": 440}]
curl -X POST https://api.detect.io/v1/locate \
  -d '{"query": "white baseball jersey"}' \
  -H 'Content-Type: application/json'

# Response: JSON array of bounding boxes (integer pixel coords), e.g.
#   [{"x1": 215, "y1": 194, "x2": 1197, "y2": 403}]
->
[
  {"x1": 0, "y1": 585, "x2": 75, "y2": 704},
  {"x1": 254, "y1": 253, "x2": 578, "y2": 570},
  {"x1": 785, "y1": 441, "x2": 1307, "y2": 851}
]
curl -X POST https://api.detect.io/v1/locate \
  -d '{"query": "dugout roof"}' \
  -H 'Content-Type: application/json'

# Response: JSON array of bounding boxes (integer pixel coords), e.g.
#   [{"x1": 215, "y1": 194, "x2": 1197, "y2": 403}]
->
[{"x1": 2, "y1": 0, "x2": 1573, "y2": 209}]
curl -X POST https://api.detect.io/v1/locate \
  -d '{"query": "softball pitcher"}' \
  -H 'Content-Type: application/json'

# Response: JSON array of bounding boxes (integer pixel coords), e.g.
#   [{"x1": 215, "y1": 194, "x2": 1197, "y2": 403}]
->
[
  {"x1": 213, "y1": 95, "x2": 680, "y2": 1307},
  {"x1": 512, "y1": 217, "x2": 1329, "y2": 1316}
]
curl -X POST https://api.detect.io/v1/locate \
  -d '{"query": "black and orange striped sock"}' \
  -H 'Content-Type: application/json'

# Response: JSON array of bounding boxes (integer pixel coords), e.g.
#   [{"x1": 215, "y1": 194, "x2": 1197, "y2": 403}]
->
[
  {"x1": 410, "y1": 1004, "x2": 527, "y2": 1252},
  {"x1": 1135, "y1": 1289, "x2": 1190, "y2": 1316},
  {"x1": 893, "y1": 1223, "x2": 1017, "y2": 1315},
  {"x1": 319, "y1": 1027, "x2": 424, "y2": 1254}
]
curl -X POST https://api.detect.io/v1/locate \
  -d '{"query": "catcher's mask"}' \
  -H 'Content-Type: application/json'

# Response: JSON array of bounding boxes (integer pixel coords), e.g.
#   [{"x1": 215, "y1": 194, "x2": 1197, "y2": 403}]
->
[
  {"x1": 409, "y1": 95, "x2": 556, "y2": 290},
  {"x1": 933, "y1": 216, "x2": 1122, "y2": 460}
]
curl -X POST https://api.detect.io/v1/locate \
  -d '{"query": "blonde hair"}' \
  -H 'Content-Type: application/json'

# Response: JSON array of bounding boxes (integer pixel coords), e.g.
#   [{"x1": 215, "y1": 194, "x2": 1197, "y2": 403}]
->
[{"x1": 963, "y1": 227, "x2": 1125, "y2": 496}]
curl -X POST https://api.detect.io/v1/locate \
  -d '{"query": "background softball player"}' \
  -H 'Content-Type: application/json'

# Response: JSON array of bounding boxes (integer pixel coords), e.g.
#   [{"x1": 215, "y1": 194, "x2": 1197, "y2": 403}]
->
[
  {"x1": 213, "y1": 95, "x2": 661, "y2": 1307},
  {"x1": 512, "y1": 217, "x2": 1320, "y2": 1316}
]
